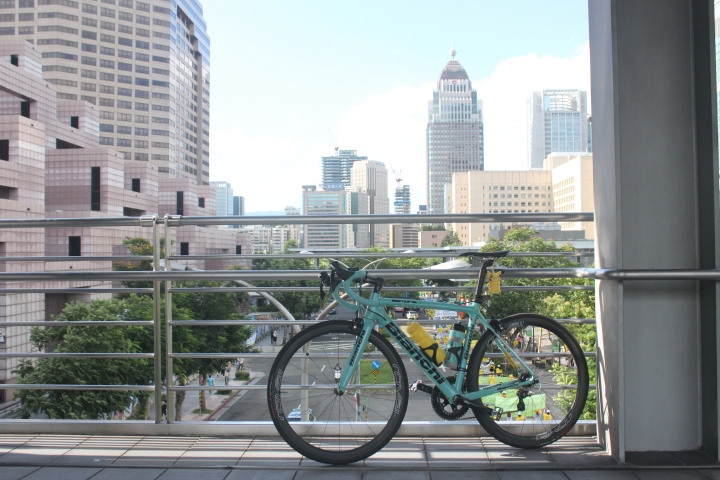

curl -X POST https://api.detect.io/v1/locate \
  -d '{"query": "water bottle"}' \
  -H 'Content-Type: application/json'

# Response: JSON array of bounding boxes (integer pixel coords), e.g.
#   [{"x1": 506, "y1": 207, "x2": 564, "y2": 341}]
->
[
  {"x1": 443, "y1": 323, "x2": 467, "y2": 370},
  {"x1": 407, "y1": 321, "x2": 446, "y2": 366}
]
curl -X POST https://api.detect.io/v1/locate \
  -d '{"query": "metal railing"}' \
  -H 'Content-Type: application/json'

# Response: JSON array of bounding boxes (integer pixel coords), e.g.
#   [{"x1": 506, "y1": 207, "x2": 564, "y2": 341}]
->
[{"x1": 0, "y1": 211, "x2": 701, "y2": 437}]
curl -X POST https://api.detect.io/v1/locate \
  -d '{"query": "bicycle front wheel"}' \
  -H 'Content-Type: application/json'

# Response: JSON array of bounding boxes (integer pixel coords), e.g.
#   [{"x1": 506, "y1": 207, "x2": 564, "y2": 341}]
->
[
  {"x1": 267, "y1": 320, "x2": 408, "y2": 464},
  {"x1": 466, "y1": 314, "x2": 589, "y2": 448}
]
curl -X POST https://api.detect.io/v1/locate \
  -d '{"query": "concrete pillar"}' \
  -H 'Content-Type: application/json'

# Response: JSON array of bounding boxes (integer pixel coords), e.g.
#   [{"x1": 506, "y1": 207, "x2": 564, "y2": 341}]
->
[{"x1": 589, "y1": 0, "x2": 720, "y2": 461}]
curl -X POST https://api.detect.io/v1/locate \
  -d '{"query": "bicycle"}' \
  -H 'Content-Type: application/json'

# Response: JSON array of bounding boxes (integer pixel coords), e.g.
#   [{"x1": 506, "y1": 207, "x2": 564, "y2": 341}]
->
[{"x1": 267, "y1": 251, "x2": 589, "y2": 465}]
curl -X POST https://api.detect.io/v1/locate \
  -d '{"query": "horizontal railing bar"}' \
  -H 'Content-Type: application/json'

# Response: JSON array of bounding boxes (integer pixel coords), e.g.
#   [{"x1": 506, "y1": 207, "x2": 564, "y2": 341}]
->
[
  {"x1": 168, "y1": 285, "x2": 595, "y2": 293},
  {"x1": 0, "y1": 212, "x2": 596, "y2": 229},
  {"x1": 4, "y1": 267, "x2": 720, "y2": 282},
  {"x1": 0, "y1": 256, "x2": 153, "y2": 262},
  {"x1": 168, "y1": 213, "x2": 596, "y2": 227},
  {"x1": 169, "y1": 251, "x2": 594, "y2": 260},
  {"x1": 169, "y1": 383, "x2": 598, "y2": 391},
  {"x1": 5, "y1": 384, "x2": 155, "y2": 391},
  {"x1": 0, "y1": 321, "x2": 154, "y2": 327},
  {"x1": 171, "y1": 352, "x2": 596, "y2": 359},
  {"x1": 0, "y1": 353, "x2": 154, "y2": 358},
  {"x1": 0, "y1": 288, "x2": 154, "y2": 294},
  {"x1": 169, "y1": 318, "x2": 596, "y2": 326},
  {"x1": 0, "y1": 216, "x2": 151, "y2": 229},
  {"x1": 0, "y1": 267, "x2": 591, "y2": 281}
]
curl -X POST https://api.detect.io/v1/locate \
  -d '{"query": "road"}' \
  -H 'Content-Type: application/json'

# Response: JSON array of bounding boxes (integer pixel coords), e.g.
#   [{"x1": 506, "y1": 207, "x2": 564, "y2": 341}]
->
[{"x1": 218, "y1": 311, "x2": 466, "y2": 423}]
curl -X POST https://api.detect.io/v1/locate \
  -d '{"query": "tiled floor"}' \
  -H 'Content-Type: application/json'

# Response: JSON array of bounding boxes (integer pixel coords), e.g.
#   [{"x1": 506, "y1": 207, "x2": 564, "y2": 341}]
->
[{"x1": 0, "y1": 435, "x2": 717, "y2": 479}]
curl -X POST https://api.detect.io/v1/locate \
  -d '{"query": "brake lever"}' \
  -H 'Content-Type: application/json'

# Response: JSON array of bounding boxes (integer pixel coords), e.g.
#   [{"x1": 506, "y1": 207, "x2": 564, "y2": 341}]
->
[{"x1": 319, "y1": 271, "x2": 331, "y2": 301}]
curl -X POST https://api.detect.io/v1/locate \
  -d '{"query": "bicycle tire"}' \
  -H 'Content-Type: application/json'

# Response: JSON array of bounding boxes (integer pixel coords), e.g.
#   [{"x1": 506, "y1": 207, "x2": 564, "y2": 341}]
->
[
  {"x1": 466, "y1": 314, "x2": 589, "y2": 448},
  {"x1": 267, "y1": 320, "x2": 408, "y2": 464}
]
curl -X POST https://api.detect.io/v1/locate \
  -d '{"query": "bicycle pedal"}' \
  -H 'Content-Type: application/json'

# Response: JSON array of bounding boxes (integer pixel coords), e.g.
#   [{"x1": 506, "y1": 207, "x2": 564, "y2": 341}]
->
[{"x1": 410, "y1": 380, "x2": 433, "y2": 394}]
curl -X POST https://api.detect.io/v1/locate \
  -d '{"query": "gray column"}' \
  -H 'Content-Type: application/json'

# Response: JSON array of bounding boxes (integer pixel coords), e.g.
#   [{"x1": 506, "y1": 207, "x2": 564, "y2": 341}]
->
[{"x1": 589, "y1": 0, "x2": 720, "y2": 462}]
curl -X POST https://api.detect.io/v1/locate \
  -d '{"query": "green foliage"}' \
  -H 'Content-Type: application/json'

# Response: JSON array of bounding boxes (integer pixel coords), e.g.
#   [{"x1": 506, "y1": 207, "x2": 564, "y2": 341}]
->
[
  {"x1": 12, "y1": 298, "x2": 153, "y2": 419},
  {"x1": 477, "y1": 228, "x2": 597, "y2": 420},
  {"x1": 441, "y1": 230, "x2": 463, "y2": 247},
  {"x1": 112, "y1": 237, "x2": 168, "y2": 290},
  {"x1": 250, "y1": 255, "x2": 322, "y2": 318},
  {"x1": 419, "y1": 224, "x2": 446, "y2": 231},
  {"x1": 235, "y1": 370, "x2": 250, "y2": 381}
]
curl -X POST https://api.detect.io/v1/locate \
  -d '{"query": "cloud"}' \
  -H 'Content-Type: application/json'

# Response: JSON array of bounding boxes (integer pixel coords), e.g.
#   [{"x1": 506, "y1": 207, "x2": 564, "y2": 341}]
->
[
  {"x1": 477, "y1": 43, "x2": 591, "y2": 171},
  {"x1": 210, "y1": 127, "x2": 327, "y2": 212},
  {"x1": 210, "y1": 44, "x2": 590, "y2": 213},
  {"x1": 334, "y1": 43, "x2": 590, "y2": 210}
]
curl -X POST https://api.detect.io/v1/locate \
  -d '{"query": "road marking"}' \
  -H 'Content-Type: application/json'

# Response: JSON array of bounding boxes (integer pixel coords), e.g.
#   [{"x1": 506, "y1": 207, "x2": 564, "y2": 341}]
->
[
  {"x1": 321, "y1": 365, "x2": 325, "y2": 372},
  {"x1": 312, "y1": 381, "x2": 316, "y2": 385}
]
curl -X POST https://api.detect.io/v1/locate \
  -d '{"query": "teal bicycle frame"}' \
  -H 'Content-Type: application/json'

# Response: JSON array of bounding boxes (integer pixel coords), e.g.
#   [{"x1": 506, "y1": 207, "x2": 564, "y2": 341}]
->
[{"x1": 332, "y1": 270, "x2": 537, "y2": 406}]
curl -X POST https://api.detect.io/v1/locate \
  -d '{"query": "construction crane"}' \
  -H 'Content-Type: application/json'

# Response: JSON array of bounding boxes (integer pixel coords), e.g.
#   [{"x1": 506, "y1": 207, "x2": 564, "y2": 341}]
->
[
  {"x1": 389, "y1": 165, "x2": 403, "y2": 186},
  {"x1": 327, "y1": 128, "x2": 339, "y2": 156}
]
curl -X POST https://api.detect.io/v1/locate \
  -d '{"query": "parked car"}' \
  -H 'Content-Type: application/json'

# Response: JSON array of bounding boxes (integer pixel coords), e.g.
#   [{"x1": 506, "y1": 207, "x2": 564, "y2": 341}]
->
[
  {"x1": 287, "y1": 408, "x2": 316, "y2": 422},
  {"x1": 405, "y1": 311, "x2": 419, "y2": 320},
  {"x1": 329, "y1": 308, "x2": 337, "y2": 314}
]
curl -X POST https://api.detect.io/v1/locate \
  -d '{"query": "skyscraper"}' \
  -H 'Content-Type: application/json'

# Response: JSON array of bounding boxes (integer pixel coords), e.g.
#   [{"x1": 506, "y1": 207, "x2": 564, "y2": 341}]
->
[
  {"x1": 527, "y1": 90, "x2": 589, "y2": 169},
  {"x1": 321, "y1": 149, "x2": 367, "y2": 190},
  {"x1": 210, "y1": 180, "x2": 232, "y2": 216},
  {"x1": 426, "y1": 44, "x2": 484, "y2": 215},
  {"x1": 233, "y1": 195, "x2": 244, "y2": 216},
  {"x1": 4, "y1": 0, "x2": 210, "y2": 185},
  {"x1": 394, "y1": 184, "x2": 410, "y2": 214},
  {"x1": 351, "y1": 159, "x2": 389, "y2": 247}
]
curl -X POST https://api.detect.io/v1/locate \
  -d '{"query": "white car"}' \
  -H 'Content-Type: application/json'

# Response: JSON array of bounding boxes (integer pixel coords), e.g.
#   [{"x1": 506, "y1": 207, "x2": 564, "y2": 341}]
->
[
  {"x1": 405, "y1": 311, "x2": 419, "y2": 320},
  {"x1": 287, "y1": 408, "x2": 316, "y2": 422}
]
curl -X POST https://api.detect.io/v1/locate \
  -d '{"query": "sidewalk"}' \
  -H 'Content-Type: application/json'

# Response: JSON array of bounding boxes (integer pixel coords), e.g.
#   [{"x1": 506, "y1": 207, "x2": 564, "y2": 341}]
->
[
  {"x1": 175, "y1": 326, "x2": 286, "y2": 422},
  {"x1": 0, "y1": 434, "x2": 717, "y2": 479}
]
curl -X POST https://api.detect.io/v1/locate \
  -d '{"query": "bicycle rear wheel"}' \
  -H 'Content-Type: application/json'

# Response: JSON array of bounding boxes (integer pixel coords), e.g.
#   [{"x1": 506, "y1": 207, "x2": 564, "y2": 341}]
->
[
  {"x1": 267, "y1": 320, "x2": 408, "y2": 464},
  {"x1": 466, "y1": 314, "x2": 589, "y2": 448}
]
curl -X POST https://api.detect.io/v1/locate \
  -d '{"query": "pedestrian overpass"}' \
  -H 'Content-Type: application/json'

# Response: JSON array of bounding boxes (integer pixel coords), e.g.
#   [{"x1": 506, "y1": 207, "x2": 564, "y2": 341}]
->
[{"x1": 1, "y1": 0, "x2": 720, "y2": 475}]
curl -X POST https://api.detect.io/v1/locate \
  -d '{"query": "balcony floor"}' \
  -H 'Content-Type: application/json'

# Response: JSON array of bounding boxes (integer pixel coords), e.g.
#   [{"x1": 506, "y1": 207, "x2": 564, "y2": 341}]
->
[{"x1": 0, "y1": 434, "x2": 717, "y2": 479}]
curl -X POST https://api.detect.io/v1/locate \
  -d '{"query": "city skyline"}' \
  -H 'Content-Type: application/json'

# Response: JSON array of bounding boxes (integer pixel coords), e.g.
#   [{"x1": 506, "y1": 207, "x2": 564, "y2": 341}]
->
[{"x1": 204, "y1": 1, "x2": 591, "y2": 213}]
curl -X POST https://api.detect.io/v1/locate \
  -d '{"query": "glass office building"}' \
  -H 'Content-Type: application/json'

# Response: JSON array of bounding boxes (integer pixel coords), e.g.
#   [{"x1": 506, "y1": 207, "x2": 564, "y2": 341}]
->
[
  {"x1": 3, "y1": 0, "x2": 211, "y2": 185},
  {"x1": 426, "y1": 46, "x2": 484, "y2": 215}
]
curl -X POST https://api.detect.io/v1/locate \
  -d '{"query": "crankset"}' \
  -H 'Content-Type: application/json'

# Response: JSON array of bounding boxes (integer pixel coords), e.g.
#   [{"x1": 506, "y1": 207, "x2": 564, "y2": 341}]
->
[{"x1": 432, "y1": 376, "x2": 470, "y2": 420}]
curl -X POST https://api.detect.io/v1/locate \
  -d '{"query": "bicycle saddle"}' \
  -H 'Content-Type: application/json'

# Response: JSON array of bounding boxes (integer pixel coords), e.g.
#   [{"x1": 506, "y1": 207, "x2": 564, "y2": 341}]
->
[{"x1": 459, "y1": 250, "x2": 510, "y2": 259}]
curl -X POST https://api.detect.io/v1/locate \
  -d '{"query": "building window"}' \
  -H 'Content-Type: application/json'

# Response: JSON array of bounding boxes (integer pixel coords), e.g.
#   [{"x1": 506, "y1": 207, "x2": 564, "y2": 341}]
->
[
  {"x1": 70, "y1": 116, "x2": 79, "y2": 129},
  {"x1": 180, "y1": 242, "x2": 189, "y2": 256},
  {"x1": 176, "y1": 191, "x2": 183, "y2": 215},
  {"x1": 9, "y1": 54, "x2": 17, "y2": 66},
  {"x1": 68, "y1": 236, "x2": 81, "y2": 257},
  {"x1": 91, "y1": 166, "x2": 101, "y2": 211},
  {"x1": 235, "y1": 245, "x2": 242, "y2": 255},
  {"x1": 131, "y1": 178, "x2": 140, "y2": 192},
  {"x1": 0, "y1": 139, "x2": 8, "y2": 161},
  {"x1": 20, "y1": 101, "x2": 29, "y2": 118},
  {"x1": 198, "y1": 197, "x2": 204, "y2": 208}
]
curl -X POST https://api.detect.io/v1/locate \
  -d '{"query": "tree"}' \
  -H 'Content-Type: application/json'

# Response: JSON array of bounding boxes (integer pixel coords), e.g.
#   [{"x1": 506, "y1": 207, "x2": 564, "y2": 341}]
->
[
  {"x1": 113, "y1": 237, "x2": 167, "y2": 291},
  {"x1": 250, "y1": 240, "x2": 324, "y2": 318},
  {"x1": 419, "y1": 224, "x2": 446, "y2": 231},
  {"x1": 441, "y1": 230, "x2": 463, "y2": 247},
  {"x1": 13, "y1": 298, "x2": 153, "y2": 419}
]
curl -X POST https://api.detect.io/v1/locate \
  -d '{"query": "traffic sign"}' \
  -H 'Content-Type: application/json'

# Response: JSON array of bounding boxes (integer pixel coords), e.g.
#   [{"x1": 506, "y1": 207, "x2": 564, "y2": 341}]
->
[
  {"x1": 372, "y1": 370, "x2": 379, "y2": 376},
  {"x1": 371, "y1": 360, "x2": 381, "y2": 369}
]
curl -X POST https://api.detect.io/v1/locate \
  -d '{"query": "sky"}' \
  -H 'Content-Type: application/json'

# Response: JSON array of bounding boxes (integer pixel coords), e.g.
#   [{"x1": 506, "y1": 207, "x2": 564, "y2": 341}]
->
[{"x1": 203, "y1": 1, "x2": 591, "y2": 214}]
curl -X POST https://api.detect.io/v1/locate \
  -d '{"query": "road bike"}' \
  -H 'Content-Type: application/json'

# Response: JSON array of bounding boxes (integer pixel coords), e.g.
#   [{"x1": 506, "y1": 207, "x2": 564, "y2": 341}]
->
[{"x1": 266, "y1": 251, "x2": 589, "y2": 464}]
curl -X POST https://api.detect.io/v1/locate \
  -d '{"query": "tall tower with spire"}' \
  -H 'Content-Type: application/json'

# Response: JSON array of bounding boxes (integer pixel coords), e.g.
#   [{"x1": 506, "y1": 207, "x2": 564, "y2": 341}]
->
[{"x1": 426, "y1": 44, "x2": 484, "y2": 215}]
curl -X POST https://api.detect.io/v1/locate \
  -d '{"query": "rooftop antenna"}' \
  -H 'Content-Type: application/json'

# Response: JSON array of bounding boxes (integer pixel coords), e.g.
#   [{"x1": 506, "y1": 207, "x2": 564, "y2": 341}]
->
[{"x1": 450, "y1": 40, "x2": 456, "y2": 59}]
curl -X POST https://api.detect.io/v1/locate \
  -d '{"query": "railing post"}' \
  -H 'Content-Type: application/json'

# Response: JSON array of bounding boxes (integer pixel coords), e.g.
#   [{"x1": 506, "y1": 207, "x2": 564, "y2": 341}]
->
[
  {"x1": 152, "y1": 215, "x2": 163, "y2": 423},
  {"x1": 164, "y1": 214, "x2": 174, "y2": 423}
]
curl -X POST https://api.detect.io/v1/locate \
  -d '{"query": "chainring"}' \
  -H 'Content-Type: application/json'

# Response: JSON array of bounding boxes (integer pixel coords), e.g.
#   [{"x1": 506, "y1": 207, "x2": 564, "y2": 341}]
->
[{"x1": 430, "y1": 376, "x2": 470, "y2": 420}]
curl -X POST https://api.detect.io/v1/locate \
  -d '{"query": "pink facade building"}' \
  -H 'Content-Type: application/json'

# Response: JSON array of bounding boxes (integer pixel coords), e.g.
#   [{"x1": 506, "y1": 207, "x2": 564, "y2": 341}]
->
[{"x1": 0, "y1": 41, "x2": 248, "y2": 401}]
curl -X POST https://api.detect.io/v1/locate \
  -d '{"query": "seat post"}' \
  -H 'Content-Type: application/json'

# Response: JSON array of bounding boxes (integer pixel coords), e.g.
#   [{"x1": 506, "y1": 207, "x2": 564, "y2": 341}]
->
[{"x1": 473, "y1": 259, "x2": 493, "y2": 304}]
